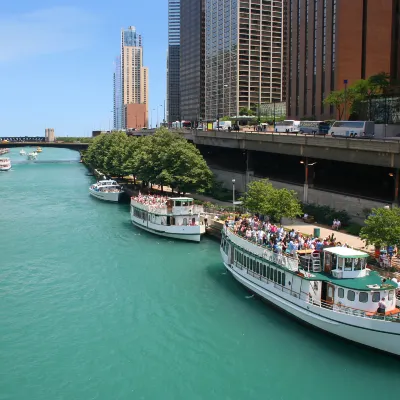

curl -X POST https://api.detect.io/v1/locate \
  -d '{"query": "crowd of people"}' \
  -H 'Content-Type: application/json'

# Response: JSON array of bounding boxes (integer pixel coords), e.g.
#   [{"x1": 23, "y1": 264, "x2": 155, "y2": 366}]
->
[
  {"x1": 132, "y1": 194, "x2": 168, "y2": 209},
  {"x1": 227, "y1": 215, "x2": 350, "y2": 257}
]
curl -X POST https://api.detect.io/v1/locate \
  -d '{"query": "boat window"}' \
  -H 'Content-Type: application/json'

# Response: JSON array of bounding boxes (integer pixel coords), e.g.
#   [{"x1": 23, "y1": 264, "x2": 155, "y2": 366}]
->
[
  {"x1": 344, "y1": 258, "x2": 353, "y2": 271},
  {"x1": 263, "y1": 264, "x2": 267, "y2": 277},
  {"x1": 338, "y1": 288, "x2": 344, "y2": 298},
  {"x1": 347, "y1": 290, "x2": 355, "y2": 301},
  {"x1": 282, "y1": 273, "x2": 286, "y2": 286},
  {"x1": 277, "y1": 271, "x2": 282, "y2": 285},
  {"x1": 388, "y1": 291, "x2": 394, "y2": 301},
  {"x1": 273, "y1": 269, "x2": 278, "y2": 282},
  {"x1": 372, "y1": 292, "x2": 380, "y2": 302},
  {"x1": 338, "y1": 257, "x2": 344, "y2": 270},
  {"x1": 359, "y1": 292, "x2": 368, "y2": 303},
  {"x1": 256, "y1": 261, "x2": 260, "y2": 274},
  {"x1": 267, "y1": 266, "x2": 270, "y2": 279},
  {"x1": 269, "y1": 267, "x2": 273, "y2": 280},
  {"x1": 183, "y1": 218, "x2": 188, "y2": 226},
  {"x1": 175, "y1": 201, "x2": 181, "y2": 206},
  {"x1": 354, "y1": 258, "x2": 363, "y2": 271}
]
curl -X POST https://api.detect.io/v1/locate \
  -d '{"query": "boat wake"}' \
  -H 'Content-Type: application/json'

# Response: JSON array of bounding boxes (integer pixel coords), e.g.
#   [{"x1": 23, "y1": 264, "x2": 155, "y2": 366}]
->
[{"x1": 245, "y1": 294, "x2": 255, "y2": 299}]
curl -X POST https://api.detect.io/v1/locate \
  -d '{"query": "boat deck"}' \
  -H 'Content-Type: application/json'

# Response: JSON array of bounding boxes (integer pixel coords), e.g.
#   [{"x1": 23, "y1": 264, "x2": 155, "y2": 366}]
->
[{"x1": 305, "y1": 270, "x2": 397, "y2": 291}]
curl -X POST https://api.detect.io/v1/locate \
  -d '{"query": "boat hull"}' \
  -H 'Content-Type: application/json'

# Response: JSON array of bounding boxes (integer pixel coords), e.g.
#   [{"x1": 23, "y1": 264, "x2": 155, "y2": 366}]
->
[
  {"x1": 89, "y1": 188, "x2": 121, "y2": 202},
  {"x1": 0, "y1": 165, "x2": 11, "y2": 171},
  {"x1": 222, "y1": 251, "x2": 400, "y2": 357},
  {"x1": 131, "y1": 215, "x2": 204, "y2": 242}
]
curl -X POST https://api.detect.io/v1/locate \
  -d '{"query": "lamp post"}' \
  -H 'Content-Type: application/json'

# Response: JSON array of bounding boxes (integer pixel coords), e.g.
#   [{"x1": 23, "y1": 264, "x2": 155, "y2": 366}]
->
[
  {"x1": 217, "y1": 84, "x2": 229, "y2": 131},
  {"x1": 343, "y1": 79, "x2": 348, "y2": 120},
  {"x1": 273, "y1": 100, "x2": 276, "y2": 132},
  {"x1": 232, "y1": 179, "x2": 236, "y2": 214}
]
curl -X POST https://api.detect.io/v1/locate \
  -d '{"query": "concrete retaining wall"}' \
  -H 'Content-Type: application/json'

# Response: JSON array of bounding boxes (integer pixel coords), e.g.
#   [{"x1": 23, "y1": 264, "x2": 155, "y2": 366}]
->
[{"x1": 210, "y1": 167, "x2": 389, "y2": 221}]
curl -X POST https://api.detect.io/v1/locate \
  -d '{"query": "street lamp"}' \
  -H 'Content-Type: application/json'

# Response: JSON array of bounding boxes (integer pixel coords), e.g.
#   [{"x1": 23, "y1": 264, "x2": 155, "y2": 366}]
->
[
  {"x1": 343, "y1": 79, "x2": 348, "y2": 120},
  {"x1": 217, "y1": 84, "x2": 229, "y2": 131},
  {"x1": 157, "y1": 104, "x2": 162, "y2": 128},
  {"x1": 232, "y1": 179, "x2": 236, "y2": 214}
]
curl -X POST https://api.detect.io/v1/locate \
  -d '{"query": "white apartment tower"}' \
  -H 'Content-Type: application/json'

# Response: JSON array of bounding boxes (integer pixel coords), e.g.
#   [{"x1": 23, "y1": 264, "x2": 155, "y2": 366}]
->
[{"x1": 205, "y1": 0, "x2": 285, "y2": 120}]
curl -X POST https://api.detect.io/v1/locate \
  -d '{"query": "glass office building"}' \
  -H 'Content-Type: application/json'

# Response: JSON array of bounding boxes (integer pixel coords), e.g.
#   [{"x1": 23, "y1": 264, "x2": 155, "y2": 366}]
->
[
  {"x1": 113, "y1": 56, "x2": 123, "y2": 130},
  {"x1": 167, "y1": 0, "x2": 181, "y2": 123},
  {"x1": 180, "y1": 0, "x2": 205, "y2": 123},
  {"x1": 205, "y1": 0, "x2": 284, "y2": 120}
]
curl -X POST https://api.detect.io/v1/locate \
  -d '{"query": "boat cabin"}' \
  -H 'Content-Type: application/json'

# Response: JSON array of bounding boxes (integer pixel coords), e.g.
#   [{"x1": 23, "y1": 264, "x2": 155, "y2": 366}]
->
[
  {"x1": 323, "y1": 247, "x2": 368, "y2": 279},
  {"x1": 166, "y1": 197, "x2": 195, "y2": 215},
  {"x1": 97, "y1": 180, "x2": 119, "y2": 187}
]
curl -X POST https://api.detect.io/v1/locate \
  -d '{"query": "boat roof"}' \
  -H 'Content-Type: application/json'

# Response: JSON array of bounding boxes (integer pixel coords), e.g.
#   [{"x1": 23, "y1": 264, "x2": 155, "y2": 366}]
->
[
  {"x1": 168, "y1": 197, "x2": 194, "y2": 201},
  {"x1": 98, "y1": 180, "x2": 117, "y2": 184},
  {"x1": 323, "y1": 247, "x2": 369, "y2": 258},
  {"x1": 306, "y1": 270, "x2": 398, "y2": 291}
]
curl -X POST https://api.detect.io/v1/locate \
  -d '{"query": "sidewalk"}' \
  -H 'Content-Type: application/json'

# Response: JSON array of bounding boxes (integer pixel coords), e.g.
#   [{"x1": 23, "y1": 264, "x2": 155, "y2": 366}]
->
[{"x1": 281, "y1": 218, "x2": 371, "y2": 251}]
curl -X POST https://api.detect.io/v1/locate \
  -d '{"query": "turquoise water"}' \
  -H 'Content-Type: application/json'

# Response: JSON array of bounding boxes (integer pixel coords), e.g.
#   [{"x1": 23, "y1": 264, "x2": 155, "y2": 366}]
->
[{"x1": 1, "y1": 147, "x2": 399, "y2": 400}]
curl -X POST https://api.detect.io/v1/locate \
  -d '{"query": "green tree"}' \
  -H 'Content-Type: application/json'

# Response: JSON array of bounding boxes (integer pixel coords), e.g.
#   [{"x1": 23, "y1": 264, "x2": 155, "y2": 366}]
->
[
  {"x1": 324, "y1": 89, "x2": 356, "y2": 120},
  {"x1": 360, "y1": 207, "x2": 400, "y2": 247},
  {"x1": 242, "y1": 179, "x2": 302, "y2": 223}
]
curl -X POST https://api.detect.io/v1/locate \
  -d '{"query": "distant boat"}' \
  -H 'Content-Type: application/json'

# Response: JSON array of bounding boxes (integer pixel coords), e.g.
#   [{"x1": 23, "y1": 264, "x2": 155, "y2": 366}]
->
[
  {"x1": 36, "y1": 147, "x2": 42, "y2": 153},
  {"x1": 27, "y1": 152, "x2": 37, "y2": 160},
  {"x1": 89, "y1": 180, "x2": 124, "y2": 203},
  {"x1": 20, "y1": 149, "x2": 26, "y2": 155},
  {"x1": 0, "y1": 157, "x2": 11, "y2": 171}
]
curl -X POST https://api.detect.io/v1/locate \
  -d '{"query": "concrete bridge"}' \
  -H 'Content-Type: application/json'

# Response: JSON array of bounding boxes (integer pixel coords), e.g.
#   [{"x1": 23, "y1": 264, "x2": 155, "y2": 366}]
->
[
  {"x1": 0, "y1": 141, "x2": 89, "y2": 151},
  {"x1": 2, "y1": 130, "x2": 400, "y2": 168}
]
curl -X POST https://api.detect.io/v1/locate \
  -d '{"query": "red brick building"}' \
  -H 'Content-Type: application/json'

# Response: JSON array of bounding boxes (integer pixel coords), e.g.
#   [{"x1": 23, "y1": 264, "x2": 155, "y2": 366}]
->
[
  {"x1": 286, "y1": 0, "x2": 399, "y2": 120},
  {"x1": 125, "y1": 103, "x2": 148, "y2": 129}
]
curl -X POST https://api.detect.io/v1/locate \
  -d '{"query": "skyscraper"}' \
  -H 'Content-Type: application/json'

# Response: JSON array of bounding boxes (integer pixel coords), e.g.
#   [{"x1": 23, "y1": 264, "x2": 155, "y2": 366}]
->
[
  {"x1": 113, "y1": 26, "x2": 149, "y2": 129},
  {"x1": 286, "y1": 0, "x2": 397, "y2": 120},
  {"x1": 167, "y1": 0, "x2": 181, "y2": 124},
  {"x1": 113, "y1": 56, "x2": 123, "y2": 130},
  {"x1": 204, "y1": 0, "x2": 284, "y2": 121},
  {"x1": 180, "y1": 0, "x2": 205, "y2": 124}
]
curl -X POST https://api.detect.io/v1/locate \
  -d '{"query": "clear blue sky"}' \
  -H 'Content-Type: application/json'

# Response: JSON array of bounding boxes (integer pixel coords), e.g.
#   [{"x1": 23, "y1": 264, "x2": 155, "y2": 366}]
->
[{"x1": 0, "y1": 0, "x2": 167, "y2": 137}]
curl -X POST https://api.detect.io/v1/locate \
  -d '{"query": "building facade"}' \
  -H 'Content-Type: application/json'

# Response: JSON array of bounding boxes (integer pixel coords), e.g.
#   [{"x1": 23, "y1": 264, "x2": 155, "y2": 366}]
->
[
  {"x1": 167, "y1": 0, "x2": 181, "y2": 124},
  {"x1": 113, "y1": 56, "x2": 123, "y2": 130},
  {"x1": 45, "y1": 128, "x2": 55, "y2": 142},
  {"x1": 286, "y1": 0, "x2": 397, "y2": 120},
  {"x1": 180, "y1": 0, "x2": 205, "y2": 123},
  {"x1": 204, "y1": 0, "x2": 285, "y2": 121},
  {"x1": 113, "y1": 26, "x2": 149, "y2": 129},
  {"x1": 125, "y1": 103, "x2": 148, "y2": 129}
]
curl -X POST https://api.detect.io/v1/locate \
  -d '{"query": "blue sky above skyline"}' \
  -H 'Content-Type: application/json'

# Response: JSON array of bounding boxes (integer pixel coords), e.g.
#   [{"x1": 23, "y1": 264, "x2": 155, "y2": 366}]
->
[{"x1": 0, "y1": 1, "x2": 168, "y2": 136}]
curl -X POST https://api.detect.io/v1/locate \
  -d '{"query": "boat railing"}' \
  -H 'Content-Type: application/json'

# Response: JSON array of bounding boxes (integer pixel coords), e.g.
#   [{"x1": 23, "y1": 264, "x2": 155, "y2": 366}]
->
[
  {"x1": 233, "y1": 258, "x2": 400, "y2": 323},
  {"x1": 305, "y1": 296, "x2": 400, "y2": 322},
  {"x1": 226, "y1": 227, "x2": 299, "y2": 272}
]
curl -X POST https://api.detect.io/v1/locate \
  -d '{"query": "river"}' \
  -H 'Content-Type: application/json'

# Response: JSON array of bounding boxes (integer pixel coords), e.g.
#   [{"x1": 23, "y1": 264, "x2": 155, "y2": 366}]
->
[{"x1": 1, "y1": 147, "x2": 399, "y2": 400}]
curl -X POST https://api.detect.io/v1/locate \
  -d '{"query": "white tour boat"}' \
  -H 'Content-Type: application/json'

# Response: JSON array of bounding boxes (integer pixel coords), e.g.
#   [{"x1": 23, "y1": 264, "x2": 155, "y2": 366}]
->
[
  {"x1": 89, "y1": 180, "x2": 124, "y2": 202},
  {"x1": 130, "y1": 196, "x2": 206, "y2": 242},
  {"x1": 221, "y1": 227, "x2": 400, "y2": 356},
  {"x1": 27, "y1": 151, "x2": 37, "y2": 160},
  {"x1": 0, "y1": 158, "x2": 11, "y2": 171},
  {"x1": 20, "y1": 149, "x2": 26, "y2": 155}
]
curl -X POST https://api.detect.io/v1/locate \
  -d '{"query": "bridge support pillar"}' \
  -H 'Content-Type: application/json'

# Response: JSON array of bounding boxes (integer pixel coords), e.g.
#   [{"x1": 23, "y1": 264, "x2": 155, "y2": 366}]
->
[{"x1": 303, "y1": 184, "x2": 309, "y2": 204}]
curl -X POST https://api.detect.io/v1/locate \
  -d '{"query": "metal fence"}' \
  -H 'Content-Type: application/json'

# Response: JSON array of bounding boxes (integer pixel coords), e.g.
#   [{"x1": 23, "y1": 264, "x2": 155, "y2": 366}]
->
[{"x1": 358, "y1": 95, "x2": 400, "y2": 124}]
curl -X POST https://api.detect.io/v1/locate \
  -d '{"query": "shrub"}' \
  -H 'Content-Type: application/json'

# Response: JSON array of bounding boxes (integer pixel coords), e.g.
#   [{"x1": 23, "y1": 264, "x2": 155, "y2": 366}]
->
[
  {"x1": 302, "y1": 203, "x2": 351, "y2": 227},
  {"x1": 344, "y1": 223, "x2": 362, "y2": 236}
]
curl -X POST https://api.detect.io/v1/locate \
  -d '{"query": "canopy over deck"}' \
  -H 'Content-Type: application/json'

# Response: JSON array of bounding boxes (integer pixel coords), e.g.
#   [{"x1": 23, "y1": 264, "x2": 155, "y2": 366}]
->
[{"x1": 323, "y1": 247, "x2": 369, "y2": 258}]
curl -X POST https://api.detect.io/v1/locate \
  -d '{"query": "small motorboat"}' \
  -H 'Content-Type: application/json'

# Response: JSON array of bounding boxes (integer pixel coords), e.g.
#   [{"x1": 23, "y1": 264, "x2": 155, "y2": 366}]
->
[
  {"x1": 27, "y1": 152, "x2": 37, "y2": 160},
  {"x1": 36, "y1": 147, "x2": 42, "y2": 153},
  {"x1": 20, "y1": 149, "x2": 26, "y2": 155},
  {"x1": 0, "y1": 158, "x2": 11, "y2": 171}
]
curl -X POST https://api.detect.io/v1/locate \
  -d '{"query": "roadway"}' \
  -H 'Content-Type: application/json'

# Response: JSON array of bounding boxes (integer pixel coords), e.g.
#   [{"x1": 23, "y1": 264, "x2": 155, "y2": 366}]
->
[{"x1": 1, "y1": 130, "x2": 400, "y2": 168}]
